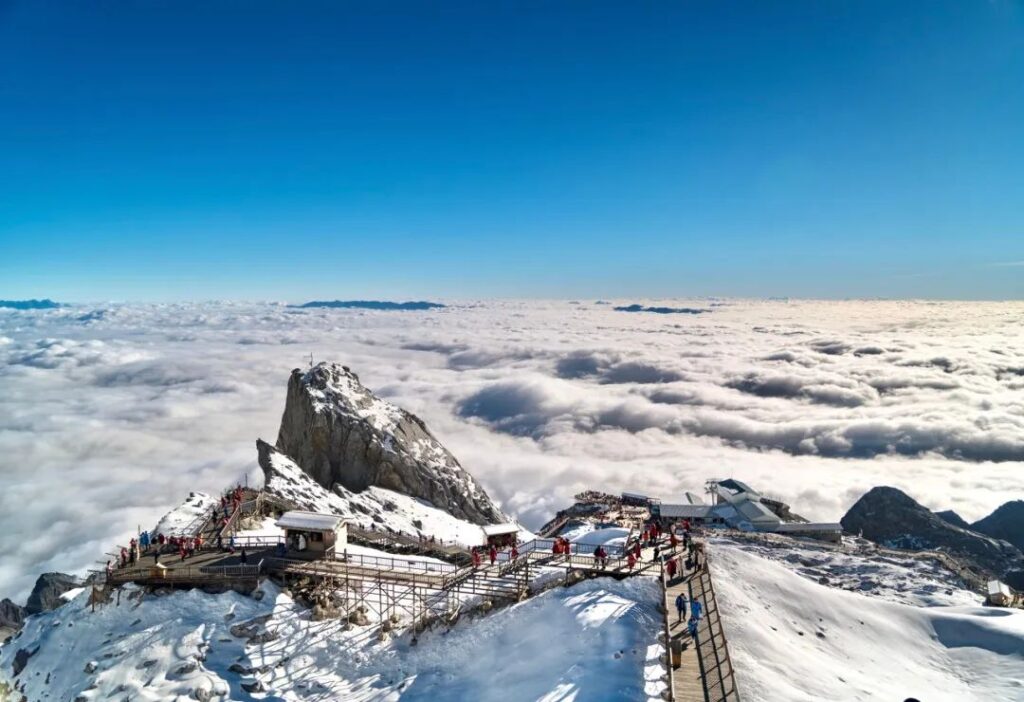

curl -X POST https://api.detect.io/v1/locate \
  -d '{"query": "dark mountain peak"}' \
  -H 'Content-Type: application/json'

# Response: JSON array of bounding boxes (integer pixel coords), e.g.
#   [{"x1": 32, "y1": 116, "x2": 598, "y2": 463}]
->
[
  {"x1": 973, "y1": 500, "x2": 1024, "y2": 552},
  {"x1": 934, "y1": 510, "x2": 970, "y2": 529},
  {"x1": 841, "y1": 486, "x2": 1024, "y2": 580}
]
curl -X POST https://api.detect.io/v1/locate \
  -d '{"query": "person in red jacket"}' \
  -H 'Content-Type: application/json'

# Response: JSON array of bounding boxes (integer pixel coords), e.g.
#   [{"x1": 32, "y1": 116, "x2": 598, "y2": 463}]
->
[
  {"x1": 627, "y1": 552, "x2": 636, "y2": 570},
  {"x1": 489, "y1": 545, "x2": 497, "y2": 565},
  {"x1": 666, "y1": 557, "x2": 678, "y2": 581},
  {"x1": 472, "y1": 549, "x2": 481, "y2": 568},
  {"x1": 510, "y1": 545, "x2": 519, "y2": 560}
]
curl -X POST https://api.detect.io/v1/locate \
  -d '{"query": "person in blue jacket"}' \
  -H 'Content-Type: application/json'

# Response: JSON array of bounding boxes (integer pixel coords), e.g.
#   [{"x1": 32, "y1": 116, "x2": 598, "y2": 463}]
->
[
  {"x1": 675, "y1": 592, "x2": 688, "y2": 623},
  {"x1": 690, "y1": 598, "x2": 703, "y2": 620}
]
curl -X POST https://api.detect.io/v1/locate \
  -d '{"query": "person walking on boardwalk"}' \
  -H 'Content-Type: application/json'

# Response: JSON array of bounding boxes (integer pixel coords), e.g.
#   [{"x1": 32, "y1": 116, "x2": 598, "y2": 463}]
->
[
  {"x1": 687, "y1": 616, "x2": 699, "y2": 640},
  {"x1": 489, "y1": 544, "x2": 497, "y2": 565},
  {"x1": 675, "y1": 592, "x2": 688, "y2": 623},
  {"x1": 472, "y1": 548, "x2": 481, "y2": 568},
  {"x1": 690, "y1": 598, "x2": 703, "y2": 621},
  {"x1": 666, "y1": 557, "x2": 677, "y2": 581},
  {"x1": 120, "y1": 547, "x2": 128, "y2": 569},
  {"x1": 510, "y1": 545, "x2": 519, "y2": 560},
  {"x1": 627, "y1": 551, "x2": 636, "y2": 570},
  {"x1": 240, "y1": 548, "x2": 248, "y2": 565}
]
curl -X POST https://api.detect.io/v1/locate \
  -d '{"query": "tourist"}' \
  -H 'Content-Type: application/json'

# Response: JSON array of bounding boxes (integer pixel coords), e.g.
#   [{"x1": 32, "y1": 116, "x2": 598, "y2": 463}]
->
[
  {"x1": 666, "y1": 557, "x2": 677, "y2": 581},
  {"x1": 489, "y1": 545, "x2": 497, "y2": 565},
  {"x1": 472, "y1": 549, "x2": 481, "y2": 568},
  {"x1": 627, "y1": 552, "x2": 636, "y2": 570},
  {"x1": 669, "y1": 531, "x2": 679, "y2": 550},
  {"x1": 179, "y1": 541, "x2": 187, "y2": 561},
  {"x1": 105, "y1": 560, "x2": 113, "y2": 577},
  {"x1": 653, "y1": 545, "x2": 661, "y2": 563},
  {"x1": 690, "y1": 598, "x2": 703, "y2": 621},
  {"x1": 693, "y1": 549, "x2": 702, "y2": 571},
  {"x1": 120, "y1": 547, "x2": 128, "y2": 569},
  {"x1": 511, "y1": 545, "x2": 519, "y2": 560},
  {"x1": 240, "y1": 548, "x2": 248, "y2": 565},
  {"x1": 675, "y1": 592, "x2": 687, "y2": 622},
  {"x1": 153, "y1": 550, "x2": 160, "y2": 565},
  {"x1": 687, "y1": 617, "x2": 698, "y2": 640}
]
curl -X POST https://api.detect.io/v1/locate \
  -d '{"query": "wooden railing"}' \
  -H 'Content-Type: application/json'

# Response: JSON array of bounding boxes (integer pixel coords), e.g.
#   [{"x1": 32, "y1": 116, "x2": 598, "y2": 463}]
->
[{"x1": 693, "y1": 560, "x2": 740, "y2": 702}]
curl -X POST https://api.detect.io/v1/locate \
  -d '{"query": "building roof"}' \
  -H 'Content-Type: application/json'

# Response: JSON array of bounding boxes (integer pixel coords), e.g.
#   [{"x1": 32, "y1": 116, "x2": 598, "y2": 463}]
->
[
  {"x1": 659, "y1": 504, "x2": 714, "y2": 519},
  {"x1": 737, "y1": 500, "x2": 780, "y2": 524},
  {"x1": 683, "y1": 491, "x2": 706, "y2": 505},
  {"x1": 718, "y1": 478, "x2": 760, "y2": 496},
  {"x1": 482, "y1": 523, "x2": 519, "y2": 537},
  {"x1": 988, "y1": 580, "x2": 1012, "y2": 597},
  {"x1": 276, "y1": 511, "x2": 346, "y2": 531},
  {"x1": 772, "y1": 522, "x2": 842, "y2": 533},
  {"x1": 621, "y1": 492, "x2": 649, "y2": 501}
]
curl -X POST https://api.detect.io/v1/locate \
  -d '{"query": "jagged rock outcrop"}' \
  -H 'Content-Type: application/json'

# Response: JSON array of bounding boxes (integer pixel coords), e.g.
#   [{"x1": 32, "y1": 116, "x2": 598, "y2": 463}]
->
[
  {"x1": 841, "y1": 487, "x2": 1024, "y2": 580},
  {"x1": 25, "y1": 573, "x2": 81, "y2": 616},
  {"x1": 934, "y1": 510, "x2": 970, "y2": 529},
  {"x1": 0, "y1": 598, "x2": 24, "y2": 639},
  {"x1": 972, "y1": 500, "x2": 1024, "y2": 552},
  {"x1": 272, "y1": 363, "x2": 504, "y2": 525}
]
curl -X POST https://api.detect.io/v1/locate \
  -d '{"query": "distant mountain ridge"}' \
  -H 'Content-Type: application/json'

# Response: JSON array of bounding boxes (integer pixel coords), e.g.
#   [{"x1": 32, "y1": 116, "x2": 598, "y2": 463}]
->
[
  {"x1": 292, "y1": 300, "x2": 445, "y2": 310},
  {"x1": 0, "y1": 298, "x2": 61, "y2": 310}
]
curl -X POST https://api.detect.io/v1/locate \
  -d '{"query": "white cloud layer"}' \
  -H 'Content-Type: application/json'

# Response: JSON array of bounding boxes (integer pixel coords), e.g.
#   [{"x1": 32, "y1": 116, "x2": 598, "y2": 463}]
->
[{"x1": 1, "y1": 299, "x2": 1023, "y2": 601}]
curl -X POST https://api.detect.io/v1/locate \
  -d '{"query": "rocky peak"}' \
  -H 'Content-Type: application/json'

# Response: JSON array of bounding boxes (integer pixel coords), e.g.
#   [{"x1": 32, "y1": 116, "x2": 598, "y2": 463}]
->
[
  {"x1": 25, "y1": 573, "x2": 81, "y2": 616},
  {"x1": 972, "y1": 500, "x2": 1024, "y2": 552},
  {"x1": 841, "y1": 486, "x2": 1024, "y2": 580},
  {"x1": 271, "y1": 362, "x2": 504, "y2": 525},
  {"x1": 934, "y1": 509, "x2": 970, "y2": 529},
  {"x1": 0, "y1": 598, "x2": 24, "y2": 639}
]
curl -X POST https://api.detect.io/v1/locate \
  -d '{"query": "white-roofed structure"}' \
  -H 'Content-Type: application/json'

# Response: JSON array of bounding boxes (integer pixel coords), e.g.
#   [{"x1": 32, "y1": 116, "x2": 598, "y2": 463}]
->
[
  {"x1": 987, "y1": 580, "x2": 1013, "y2": 607},
  {"x1": 482, "y1": 523, "x2": 519, "y2": 547},
  {"x1": 276, "y1": 510, "x2": 347, "y2": 554}
]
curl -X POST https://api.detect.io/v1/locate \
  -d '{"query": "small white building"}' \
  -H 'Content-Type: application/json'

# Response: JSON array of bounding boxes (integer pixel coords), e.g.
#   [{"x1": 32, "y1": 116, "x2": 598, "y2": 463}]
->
[
  {"x1": 988, "y1": 580, "x2": 1013, "y2": 607},
  {"x1": 276, "y1": 511, "x2": 347, "y2": 554},
  {"x1": 482, "y1": 523, "x2": 519, "y2": 547}
]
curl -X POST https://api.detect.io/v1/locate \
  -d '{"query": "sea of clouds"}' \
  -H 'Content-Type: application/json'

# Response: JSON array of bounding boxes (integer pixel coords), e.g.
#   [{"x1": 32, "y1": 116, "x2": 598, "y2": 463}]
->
[{"x1": 2, "y1": 299, "x2": 1023, "y2": 601}]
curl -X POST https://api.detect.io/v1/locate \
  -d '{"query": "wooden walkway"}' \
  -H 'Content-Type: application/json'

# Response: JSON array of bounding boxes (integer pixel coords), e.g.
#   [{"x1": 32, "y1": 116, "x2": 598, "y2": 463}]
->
[{"x1": 663, "y1": 547, "x2": 741, "y2": 702}]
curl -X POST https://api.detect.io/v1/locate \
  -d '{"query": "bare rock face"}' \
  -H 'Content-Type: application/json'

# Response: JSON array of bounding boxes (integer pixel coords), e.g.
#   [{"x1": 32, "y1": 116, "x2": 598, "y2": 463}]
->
[
  {"x1": 842, "y1": 486, "x2": 1024, "y2": 581},
  {"x1": 273, "y1": 363, "x2": 503, "y2": 525},
  {"x1": 25, "y1": 573, "x2": 81, "y2": 616}
]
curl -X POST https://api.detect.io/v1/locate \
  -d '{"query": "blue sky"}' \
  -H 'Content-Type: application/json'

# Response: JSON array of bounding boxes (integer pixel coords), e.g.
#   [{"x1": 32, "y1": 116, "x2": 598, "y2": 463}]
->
[{"x1": 1, "y1": 0, "x2": 1022, "y2": 300}]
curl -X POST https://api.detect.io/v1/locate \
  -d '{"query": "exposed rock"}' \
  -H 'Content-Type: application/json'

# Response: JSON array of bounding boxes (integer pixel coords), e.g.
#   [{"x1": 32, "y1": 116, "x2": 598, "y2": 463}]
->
[
  {"x1": 972, "y1": 500, "x2": 1024, "y2": 552},
  {"x1": 270, "y1": 363, "x2": 503, "y2": 525},
  {"x1": 934, "y1": 510, "x2": 970, "y2": 529},
  {"x1": 0, "y1": 598, "x2": 25, "y2": 636},
  {"x1": 841, "y1": 487, "x2": 1024, "y2": 579},
  {"x1": 12, "y1": 647, "x2": 37, "y2": 676},
  {"x1": 25, "y1": 573, "x2": 81, "y2": 615}
]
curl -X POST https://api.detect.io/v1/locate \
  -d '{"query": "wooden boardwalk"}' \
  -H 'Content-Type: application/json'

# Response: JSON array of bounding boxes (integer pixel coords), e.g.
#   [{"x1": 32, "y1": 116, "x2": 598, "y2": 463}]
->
[{"x1": 662, "y1": 547, "x2": 741, "y2": 702}]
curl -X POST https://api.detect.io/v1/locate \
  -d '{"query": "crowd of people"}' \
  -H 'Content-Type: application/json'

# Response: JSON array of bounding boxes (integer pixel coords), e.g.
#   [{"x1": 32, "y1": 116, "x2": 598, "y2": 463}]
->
[{"x1": 106, "y1": 485, "x2": 250, "y2": 577}]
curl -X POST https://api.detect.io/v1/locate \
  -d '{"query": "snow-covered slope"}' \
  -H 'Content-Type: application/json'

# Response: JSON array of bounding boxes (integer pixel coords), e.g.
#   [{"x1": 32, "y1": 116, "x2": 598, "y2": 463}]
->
[
  {"x1": 0, "y1": 577, "x2": 666, "y2": 701},
  {"x1": 151, "y1": 491, "x2": 214, "y2": 537},
  {"x1": 712, "y1": 541, "x2": 1024, "y2": 702},
  {"x1": 260, "y1": 441, "x2": 532, "y2": 546}
]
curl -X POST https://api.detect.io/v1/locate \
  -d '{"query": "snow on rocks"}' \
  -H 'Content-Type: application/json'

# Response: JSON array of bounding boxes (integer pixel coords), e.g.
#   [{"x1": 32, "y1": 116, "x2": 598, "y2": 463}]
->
[
  {"x1": 152, "y1": 491, "x2": 215, "y2": 537},
  {"x1": 261, "y1": 441, "x2": 520, "y2": 547},
  {"x1": 715, "y1": 534, "x2": 982, "y2": 607},
  {"x1": 711, "y1": 541, "x2": 1024, "y2": 702}
]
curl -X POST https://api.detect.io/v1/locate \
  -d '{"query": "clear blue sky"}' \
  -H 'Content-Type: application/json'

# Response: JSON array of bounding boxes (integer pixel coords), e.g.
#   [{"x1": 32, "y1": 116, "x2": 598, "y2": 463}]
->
[{"x1": 1, "y1": 0, "x2": 1022, "y2": 300}]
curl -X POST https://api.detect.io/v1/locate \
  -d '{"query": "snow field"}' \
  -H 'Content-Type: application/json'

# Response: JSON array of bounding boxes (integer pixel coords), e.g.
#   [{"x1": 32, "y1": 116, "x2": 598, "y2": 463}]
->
[{"x1": 711, "y1": 542, "x2": 1024, "y2": 702}]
